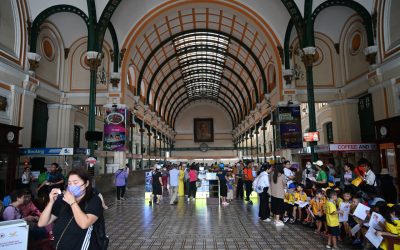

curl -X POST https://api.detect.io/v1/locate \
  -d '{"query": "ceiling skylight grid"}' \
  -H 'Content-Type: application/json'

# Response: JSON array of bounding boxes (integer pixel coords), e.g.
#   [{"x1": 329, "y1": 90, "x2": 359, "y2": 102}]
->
[{"x1": 172, "y1": 31, "x2": 229, "y2": 100}]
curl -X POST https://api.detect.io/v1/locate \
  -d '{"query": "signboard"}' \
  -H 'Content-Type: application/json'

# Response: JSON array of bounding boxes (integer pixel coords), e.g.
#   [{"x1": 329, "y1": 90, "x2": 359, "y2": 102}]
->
[
  {"x1": 303, "y1": 132, "x2": 320, "y2": 142},
  {"x1": 274, "y1": 106, "x2": 302, "y2": 149},
  {"x1": 329, "y1": 143, "x2": 377, "y2": 151},
  {"x1": 19, "y1": 148, "x2": 74, "y2": 156},
  {"x1": 0, "y1": 220, "x2": 28, "y2": 250},
  {"x1": 103, "y1": 108, "x2": 127, "y2": 151}
]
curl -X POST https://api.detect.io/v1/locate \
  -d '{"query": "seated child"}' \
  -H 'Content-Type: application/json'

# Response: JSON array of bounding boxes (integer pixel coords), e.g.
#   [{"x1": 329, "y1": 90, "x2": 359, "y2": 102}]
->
[
  {"x1": 283, "y1": 189, "x2": 295, "y2": 223},
  {"x1": 377, "y1": 205, "x2": 400, "y2": 250},
  {"x1": 291, "y1": 183, "x2": 308, "y2": 223}
]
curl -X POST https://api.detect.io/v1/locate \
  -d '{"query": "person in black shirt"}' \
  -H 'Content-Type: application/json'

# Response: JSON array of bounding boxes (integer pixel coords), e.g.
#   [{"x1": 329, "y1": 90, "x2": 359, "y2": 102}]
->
[
  {"x1": 38, "y1": 168, "x2": 102, "y2": 250},
  {"x1": 150, "y1": 165, "x2": 163, "y2": 205}
]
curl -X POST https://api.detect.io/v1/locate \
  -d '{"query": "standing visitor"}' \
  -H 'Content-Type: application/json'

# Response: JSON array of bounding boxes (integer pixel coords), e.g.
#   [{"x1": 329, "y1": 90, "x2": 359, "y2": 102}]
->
[
  {"x1": 354, "y1": 158, "x2": 368, "y2": 179},
  {"x1": 313, "y1": 160, "x2": 328, "y2": 188},
  {"x1": 114, "y1": 165, "x2": 129, "y2": 201},
  {"x1": 184, "y1": 164, "x2": 190, "y2": 197},
  {"x1": 226, "y1": 170, "x2": 235, "y2": 202},
  {"x1": 21, "y1": 166, "x2": 33, "y2": 189},
  {"x1": 342, "y1": 163, "x2": 355, "y2": 192},
  {"x1": 363, "y1": 162, "x2": 377, "y2": 193},
  {"x1": 169, "y1": 165, "x2": 180, "y2": 205},
  {"x1": 38, "y1": 168, "x2": 103, "y2": 250},
  {"x1": 283, "y1": 160, "x2": 295, "y2": 188},
  {"x1": 269, "y1": 164, "x2": 286, "y2": 226},
  {"x1": 302, "y1": 161, "x2": 316, "y2": 188},
  {"x1": 178, "y1": 164, "x2": 185, "y2": 197},
  {"x1": 150, "y1": 165, "x2": 163, "y2": 205},
  {"x1": 255, "y1": 164, "x2": 271, "y2": 222},
  {"x1": 161, "y1": 167, "x2": 169, "y2": 196},
  {"x1": 217, "y1": 164, "x2": 228, "y2": 205},
  {"x1": 188, "y1": 166, "x2": 198, "y2": 201},
  {"x1": 235, "y1": 162, "x2": 244, "y2": 199},
  {"x1": 325, "y1": 189, "x2": 341, "y2": 249},
  {"x1": 243, "y1": 162, "x2": 254, "y2": 203}
]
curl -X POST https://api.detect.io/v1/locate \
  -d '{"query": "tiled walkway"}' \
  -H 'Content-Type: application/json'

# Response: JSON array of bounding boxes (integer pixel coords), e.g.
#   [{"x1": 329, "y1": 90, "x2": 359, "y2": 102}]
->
[{"x1": 103, "y1": 186, "x2": 350, "y2": 249}]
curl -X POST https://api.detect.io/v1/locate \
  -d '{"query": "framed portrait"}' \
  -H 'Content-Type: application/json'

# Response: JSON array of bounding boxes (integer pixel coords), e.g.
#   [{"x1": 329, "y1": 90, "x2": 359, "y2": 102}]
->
[{"x1": 194, "y1": 118, "x2": 214, "y2": 142}]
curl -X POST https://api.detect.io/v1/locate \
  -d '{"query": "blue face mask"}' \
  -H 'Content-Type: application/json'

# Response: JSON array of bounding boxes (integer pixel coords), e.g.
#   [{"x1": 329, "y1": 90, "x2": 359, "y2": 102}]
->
[{"x1": 67, "y1": 185, "x2": 85, "y2": 197}]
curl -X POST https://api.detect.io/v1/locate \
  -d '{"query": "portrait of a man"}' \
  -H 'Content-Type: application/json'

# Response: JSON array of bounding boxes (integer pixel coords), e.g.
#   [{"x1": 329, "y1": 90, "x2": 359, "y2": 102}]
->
[{"x1": 194, "y1": 118, "x2": 214, "y2": 142}]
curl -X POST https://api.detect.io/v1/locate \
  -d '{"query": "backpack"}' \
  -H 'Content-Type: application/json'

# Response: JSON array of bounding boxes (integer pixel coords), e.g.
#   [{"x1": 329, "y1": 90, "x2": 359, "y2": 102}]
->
[
  {"x1": 84, "y1": 195, "x2": 109, "y2": 250},
  {"x1": 252, "y1": 174, "x2": 264, "y2": 194}
]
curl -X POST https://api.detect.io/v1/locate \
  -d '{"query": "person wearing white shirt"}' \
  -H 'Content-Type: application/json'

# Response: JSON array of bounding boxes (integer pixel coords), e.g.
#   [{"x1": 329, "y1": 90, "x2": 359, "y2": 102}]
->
[
  {"x1": 364, "y1": 163, "x2": 376, "y2": 186},
  {"x1": 255, "y1": 164, "x2": 272, "y2": 222},
  {"x1": 283, "y1": 160, "x2": 295, "y2": 188},
  {"x1": 169, "y1": 165, "x2": 180, "y2": 205}
]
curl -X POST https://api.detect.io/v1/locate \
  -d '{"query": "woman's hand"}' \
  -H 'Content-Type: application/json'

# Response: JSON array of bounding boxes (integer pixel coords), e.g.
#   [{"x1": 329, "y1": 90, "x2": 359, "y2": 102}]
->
[
  {"x1": 63, "y1": 190, "x2": 76, "y2": 205},
  {"x1": 49, "y1": 188, "x2": 61, "y2": 204}
]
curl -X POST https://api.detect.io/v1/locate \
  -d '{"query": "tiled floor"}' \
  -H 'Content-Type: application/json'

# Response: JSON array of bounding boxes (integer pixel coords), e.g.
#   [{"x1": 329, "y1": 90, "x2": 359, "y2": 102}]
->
[{"x1": 103, "y1": 186, "x2": 351, "y2": 249}]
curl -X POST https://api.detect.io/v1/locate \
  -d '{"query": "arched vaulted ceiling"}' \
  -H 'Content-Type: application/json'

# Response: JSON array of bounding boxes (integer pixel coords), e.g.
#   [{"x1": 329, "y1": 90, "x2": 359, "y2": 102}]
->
[
  {"x1": 122, "y1": 2, "x2": 283, "y2": 129},
  {"x1": 26, "y1": 0, "x2": 375, "y2": 133}
]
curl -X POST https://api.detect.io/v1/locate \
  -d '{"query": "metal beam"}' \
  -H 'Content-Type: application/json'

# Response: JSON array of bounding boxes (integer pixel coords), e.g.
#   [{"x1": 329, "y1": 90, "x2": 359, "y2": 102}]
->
[
  {"x1": 137, "y1": 29, "x2": 267, "y2": 96},
  {"x1": 145, "y1": 46, "x2": 259, "y2": 104},
  {"x1": 107, "y1": 22, "x2": 119, "y2": 72}
]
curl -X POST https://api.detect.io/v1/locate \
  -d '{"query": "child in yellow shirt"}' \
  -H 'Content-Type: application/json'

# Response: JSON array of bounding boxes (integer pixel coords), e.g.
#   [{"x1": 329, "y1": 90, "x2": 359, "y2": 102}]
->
[
  {"x1": 283, "y1": 189, "x2": 294, "y2": 223},
  {"x1": 292, "y1": 184, "x2": 308, "y2": 223},
  {"x1": 325, "y1": 189, "x2": 341, "y2": 249},
  {"x1": 310, "y1": 189, "x2": 326, "y2": 234}
]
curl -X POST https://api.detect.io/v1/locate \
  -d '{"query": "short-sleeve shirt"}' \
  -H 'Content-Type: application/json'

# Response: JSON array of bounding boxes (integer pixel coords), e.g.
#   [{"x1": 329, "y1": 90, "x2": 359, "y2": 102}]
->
[
  {"x1": 169, "y1": 169, "x2": 180, "y2": 187},
  {"x1": 47, "y1": 172, "x2": 64, "y2": 190},
  {"x1": 284, "y1": 168, "x2": 294, "y2": 187},
  {"x1": 189, "y1": 170, "x2": 198, "y2": 182},
  {"x1": 2, "y1": 205, "x2": 22, "y2": 221},
  {"x1": 51, "y1": 195, "x2": 102, "y2": 250},
  {"x1": 316, "y1": 170, "x2": 328, "y2": 183},
  {"x1": 325, "y1": 201, "x2": 339, "y2": 227}
]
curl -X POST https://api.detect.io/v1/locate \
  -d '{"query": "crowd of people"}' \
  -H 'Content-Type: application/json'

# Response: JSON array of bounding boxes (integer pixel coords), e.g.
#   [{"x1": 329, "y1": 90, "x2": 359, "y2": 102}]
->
[{"x1": 148, "y1": 158, "x2": 400, "y2": 249}]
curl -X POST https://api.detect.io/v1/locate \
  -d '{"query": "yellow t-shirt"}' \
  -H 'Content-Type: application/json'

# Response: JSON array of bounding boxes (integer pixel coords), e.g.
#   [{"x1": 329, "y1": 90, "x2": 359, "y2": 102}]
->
[
  {"x1": 310, "y1": 197, "x2": 325, "y2": 216},
  {"x1": 325, "y1": 201, "x2": 339, "y2": 227},
  {"x1": 284, "y1": 192, "x2": 294, "y2": 204},
  {"x1": 380, "y1": 220, "x2": 400, "y2": 250},
  {"x1": 293, "y1": 191, "x2": 307, "y2": 202}
]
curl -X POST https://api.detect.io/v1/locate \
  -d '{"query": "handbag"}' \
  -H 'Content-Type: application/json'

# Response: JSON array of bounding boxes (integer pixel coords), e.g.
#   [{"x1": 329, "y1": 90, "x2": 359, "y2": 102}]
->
[{"x1": 56, "y1": 217, "x2": 74, "y2": 250}]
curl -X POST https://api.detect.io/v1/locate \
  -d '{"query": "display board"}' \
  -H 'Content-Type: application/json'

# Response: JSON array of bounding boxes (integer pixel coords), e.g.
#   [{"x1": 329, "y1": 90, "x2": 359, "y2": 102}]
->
[
  {"x1": 0, "y1": 220, "x2": 28, "y2": 250},
  {"x1": 273, "y1": 106, "x2": 302, "y2": 149},
  {"x1": 103, "y1": 108, "x2": 127, "y2": 151}
]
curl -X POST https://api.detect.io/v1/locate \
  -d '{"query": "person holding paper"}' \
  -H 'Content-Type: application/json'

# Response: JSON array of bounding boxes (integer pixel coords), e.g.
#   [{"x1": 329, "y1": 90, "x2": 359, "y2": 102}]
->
[
  {"x1": 313, "y1": 160, "x2": 328, "y2": 188},
  {"x1": 325, "y1": 189, "x2": 341, "y2": 249},
  {"x1": 291, "y1": 184, "x2": 308, "y2": 223},
  {"x1": 339, "y1": 192, "x2": 352, "y2": 238},
  {"x1": 377, "y1": 205, "x2": 400, "y2": 250}
]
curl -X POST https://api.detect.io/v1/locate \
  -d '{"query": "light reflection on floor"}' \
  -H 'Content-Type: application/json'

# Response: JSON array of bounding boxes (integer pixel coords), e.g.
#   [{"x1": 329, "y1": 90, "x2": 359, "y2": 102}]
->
[{"x1": 103, "y1": 186, "x2": 348, "y2": 249}]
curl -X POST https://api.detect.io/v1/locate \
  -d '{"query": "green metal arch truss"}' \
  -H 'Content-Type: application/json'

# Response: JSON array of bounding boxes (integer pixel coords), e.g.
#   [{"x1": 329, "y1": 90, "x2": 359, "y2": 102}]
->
[
  {"x1": 30, "y1": 5, "x2": 89, "y2": 52},
  {"x1": 280, "y1": 0, "x2": 305, "y2": 47},
  {"x1": 96, "y1": 0, "x2": 123, "y2": 49},
  {"x1": 162, "y1": 81, "x2": 243, "y2": 125},
  {"x1": 136, "y1": 28, "x2": 267, "y2": 97},
  {"x1": 107, "y1": 22, "x2": 120, "y2": 72},
  {"x1": 312, "y1": 0, "x2": 374, "y2": 46},
  {"x1": 145, "y1": 47, "x2": 259, "y2": 106},
  {"x1": 156, "y1": 71, "x2": 249, "y2": 121}
]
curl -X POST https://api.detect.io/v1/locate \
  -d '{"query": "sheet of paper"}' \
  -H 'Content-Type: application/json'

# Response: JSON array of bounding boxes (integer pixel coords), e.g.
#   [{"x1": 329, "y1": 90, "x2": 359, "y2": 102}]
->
[
  {"x1": 339, "y1": 202, "x2": 351, "y2": 222},
  {"x1": 308, "y1": 177, "x2": 316, "y2": 182},
  {"x1": 365, "y1": 227, "x2": 383, "y2": 248},
  {"x1": 368, "y1": 212, "x2": 385, "y2": 231},
  {"x1": 295, "y1": 201, "x2": 309, "y2": 208},
  {"x1": 351, "y1": 224, "x2": 361, "y2": 236},
  {"x1": 353, "y1": 203, "x2": 370, "y2": 220}
]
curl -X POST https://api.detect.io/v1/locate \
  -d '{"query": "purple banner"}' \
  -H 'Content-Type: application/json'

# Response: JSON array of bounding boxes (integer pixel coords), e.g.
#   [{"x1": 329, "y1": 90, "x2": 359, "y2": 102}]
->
[
  {"x1": 275, "y1": 106, "x2": 302, "y2": 149},
  {"x1": 103, "y1": 108, "x2": 127, "y2": 151}
]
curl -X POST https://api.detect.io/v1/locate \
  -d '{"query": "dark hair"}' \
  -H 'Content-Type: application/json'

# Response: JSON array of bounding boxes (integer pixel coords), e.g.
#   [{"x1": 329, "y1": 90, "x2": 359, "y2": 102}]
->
[
  {"x1": 358, "y1": 158, "x2": 368, "y2": 165},
  {"x1": 283, "y1": 160, "x2": 290, "y2": 165},
  {"x1": 51, "y1": 162, "x2": 59, "y2": 168},
  {"x1": 10, "y1": 189, "x2": 25, "y2": 202},
  {"x1": 315, "y1": 189, "x2": 324, "y2": 195},
  {"x1": 67, "y1": 168, "x2": 93, "y2": 206},
  {"x1": 344, "y1": 163, "x2": 354, "y2": 170},
  {"x1": 326, "y1": 189, "x2": 336, "y2": 199},
  {"x1": 383, "y1": 205, "x2": 396, "y2": 225},
  {"x1": 296, "y1": 183, "x2": 304, "y2": 189},
  {"x1": 273, "y1": 164, "x2": 284, "y2": 184}
]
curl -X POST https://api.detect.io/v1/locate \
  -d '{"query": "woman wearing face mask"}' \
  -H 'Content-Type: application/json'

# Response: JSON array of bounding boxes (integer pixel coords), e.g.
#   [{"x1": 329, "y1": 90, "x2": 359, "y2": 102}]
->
[
  {"x1": 38, "y1": 168, "x2": 102, "y2": 250},
  {"x1": 302, "y1": 161, "x2": 316, "y2": 189}
]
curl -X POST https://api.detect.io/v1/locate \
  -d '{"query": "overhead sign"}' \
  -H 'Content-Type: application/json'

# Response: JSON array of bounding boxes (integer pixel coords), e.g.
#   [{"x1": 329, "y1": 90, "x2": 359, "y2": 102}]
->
[
  {"x1": 303, "y1": 132, "x2": 320, "y2": 142},
  {"x1": 274, "y1": 106, "x2": 302, "y2": 149},
  {"x1": 19, "y1": 148, "x2": 74, "y2": 156},
  {"x1": 329, "y1": 144, "x2": 377, "y2": 151}
]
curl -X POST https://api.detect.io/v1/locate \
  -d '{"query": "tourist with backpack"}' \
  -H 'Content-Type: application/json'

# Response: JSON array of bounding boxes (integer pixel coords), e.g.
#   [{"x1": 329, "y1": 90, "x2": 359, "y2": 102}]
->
[{"x1": 38, "y1": 168, "x2": 107, "y2": 250}]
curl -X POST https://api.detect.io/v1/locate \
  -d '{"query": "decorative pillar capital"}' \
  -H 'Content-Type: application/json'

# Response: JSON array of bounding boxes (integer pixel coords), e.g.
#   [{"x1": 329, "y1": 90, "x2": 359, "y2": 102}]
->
[
  {"x1": 301, "y1": 46, "x2": 317, "y2": 67},
  {"x1": 27, "y1": 52, "x2": 41, "y2": 72},
  {"x1": 86, "y1": 51, "x2": 102, "y2": 70},
  {"x1": 364, "y1": 45, "x2": 378, "y2": 65},
  {"x1": 282, "y1": 69, "x2": 294, "y2": 84},
  {"x1": 110, "y1": 72, "x2": 121, "y2": 88}
]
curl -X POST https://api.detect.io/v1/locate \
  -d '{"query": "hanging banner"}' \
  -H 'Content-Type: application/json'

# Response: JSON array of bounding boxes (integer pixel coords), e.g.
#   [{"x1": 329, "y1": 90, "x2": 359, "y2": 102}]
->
[
  {"x1": 103, "y1": 108, "x2": 127, "y2": 151},
  {"x1": 274, "y1": 106, "x2": 302, "y2": 149}
]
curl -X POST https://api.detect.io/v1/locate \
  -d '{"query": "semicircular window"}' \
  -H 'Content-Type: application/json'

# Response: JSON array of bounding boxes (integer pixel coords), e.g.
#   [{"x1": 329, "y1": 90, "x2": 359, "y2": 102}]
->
[{"x1": 172, "y1": 31, "x2": 229, "y2": 100}]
